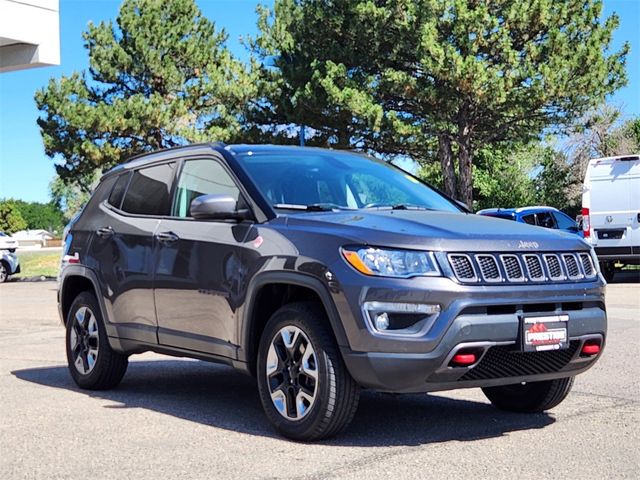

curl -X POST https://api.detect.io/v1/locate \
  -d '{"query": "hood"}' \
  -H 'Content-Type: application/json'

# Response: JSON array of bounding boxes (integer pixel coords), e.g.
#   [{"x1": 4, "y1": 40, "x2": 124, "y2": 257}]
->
[{"x1": 284, "y1": 210, "x2": 590, "y2": 253}]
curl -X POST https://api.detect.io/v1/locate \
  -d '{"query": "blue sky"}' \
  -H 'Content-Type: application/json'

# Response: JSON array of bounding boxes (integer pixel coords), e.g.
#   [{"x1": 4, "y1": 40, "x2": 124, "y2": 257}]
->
[{"x1": 0, "y1": 0, "x2": 638, "y2": 203}]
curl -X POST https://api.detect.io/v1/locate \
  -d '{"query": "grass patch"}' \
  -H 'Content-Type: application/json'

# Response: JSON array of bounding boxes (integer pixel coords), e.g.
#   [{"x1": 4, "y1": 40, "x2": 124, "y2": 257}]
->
[{"x1": 14, "y1": 250, "x2": 61, "y2": 278}]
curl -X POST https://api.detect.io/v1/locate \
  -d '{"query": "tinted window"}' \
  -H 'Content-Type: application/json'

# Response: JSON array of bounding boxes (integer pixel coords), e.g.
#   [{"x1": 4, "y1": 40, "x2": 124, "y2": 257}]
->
[
  {"x1": 237, "y1": 150, "x2": 460, "y2": 212},
  {"x1": 553, "y1": 211, "x2": 577, "y2": 230},
  {"x1": 172, "y1": 159, "x2": 241, "y2": 218},
  {"x1": 121, "y1": 163, "x2": 176, "y2": 216},
  {"x1": 108, "y1": 172, "x2": 131, "y2": 209},
  {"x1": 522, "y1": 214, "x2": 536, "y2": 225},
  {"x1": 536, "y1": 212, "x2": 556, "y2": 229}
]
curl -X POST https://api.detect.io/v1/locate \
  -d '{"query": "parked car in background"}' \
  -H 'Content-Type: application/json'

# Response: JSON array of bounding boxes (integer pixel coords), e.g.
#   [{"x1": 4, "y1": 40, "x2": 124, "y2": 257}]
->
[
  {"x1": 0, "y1": 251, "x2": 20, "y2": 283},
  {"x1": 582, "y1": 154, "x2": 640, "y2": 282},
  {"x1": 0, "y1": 232, "x2": 19, "y2": 252},
  {"x1": 477, "y1": 206, "x2": 582, "y2": 236}
]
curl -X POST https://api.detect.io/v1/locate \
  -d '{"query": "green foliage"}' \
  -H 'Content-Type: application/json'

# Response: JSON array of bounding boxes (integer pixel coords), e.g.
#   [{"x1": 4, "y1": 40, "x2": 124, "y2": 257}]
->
[
  {"x1": 36, "y1": 0, "x2": 256, "y2": 189},
  {"x1": 0, "y1": 201, "x2": 28, "y2": 234},
  {"x1": 49, "y1": 174, "x2": 95, "y2": 222},
  {"x1": 253, "y1": 0, "x2": 628, "y2": 205},
  {"x1": 473, "y1": 145, "x2": 538, "y2": 211},
  {"x1": 0, "y1": 199, "x2": 64, "y2": 233}
]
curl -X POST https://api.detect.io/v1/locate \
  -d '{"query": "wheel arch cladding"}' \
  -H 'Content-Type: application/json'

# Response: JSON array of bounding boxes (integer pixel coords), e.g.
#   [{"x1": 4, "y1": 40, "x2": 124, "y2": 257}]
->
[
  {"x1": 60, "y1": 275, "x2": 97, "y2": 325},
  {"x1": 242, "y1": 275, "x2": 349, "y2": 375}
]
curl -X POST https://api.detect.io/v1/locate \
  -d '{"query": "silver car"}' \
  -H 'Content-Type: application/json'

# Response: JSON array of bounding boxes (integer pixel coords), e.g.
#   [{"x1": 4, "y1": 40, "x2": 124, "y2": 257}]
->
[{"x1": 0, "y1": 251, "x2": 20, "y2": 283}]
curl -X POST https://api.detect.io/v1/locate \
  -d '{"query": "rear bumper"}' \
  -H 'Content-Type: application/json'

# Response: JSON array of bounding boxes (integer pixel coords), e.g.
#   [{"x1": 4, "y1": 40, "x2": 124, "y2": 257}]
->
[{"x1": 595, "y1": 246, "x2": 640, "y2": 264}]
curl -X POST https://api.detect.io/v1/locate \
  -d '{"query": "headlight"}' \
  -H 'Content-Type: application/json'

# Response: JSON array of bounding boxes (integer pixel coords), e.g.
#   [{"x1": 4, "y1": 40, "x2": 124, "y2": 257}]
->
[{"x1": 341, "y1": 247, "x2": 441, "y2": 278}]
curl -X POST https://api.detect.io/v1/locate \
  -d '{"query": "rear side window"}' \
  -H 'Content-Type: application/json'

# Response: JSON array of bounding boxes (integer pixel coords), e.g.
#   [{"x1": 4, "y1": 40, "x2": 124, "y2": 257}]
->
[
  {"x1": 553, "y1": 212, "x2": 577, "y2": 230},
  {"x1": 536, "y1": 212, "x2": 556, "y2": 229},
  {"x1": 108, "y1": 172, "x2": 131, "y2": 209},
  {"x1": 121, "y1": 163, "x2": 176, "y2": 216},
  {"x1": 522, "y1": 214, "x2": 536, "y2": 225}
]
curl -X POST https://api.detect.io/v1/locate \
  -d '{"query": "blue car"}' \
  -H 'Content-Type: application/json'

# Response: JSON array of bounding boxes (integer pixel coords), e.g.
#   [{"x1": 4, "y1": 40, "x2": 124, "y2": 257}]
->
[{"x1": 477, "y1": 206, "x2": 583, "y2": 237}]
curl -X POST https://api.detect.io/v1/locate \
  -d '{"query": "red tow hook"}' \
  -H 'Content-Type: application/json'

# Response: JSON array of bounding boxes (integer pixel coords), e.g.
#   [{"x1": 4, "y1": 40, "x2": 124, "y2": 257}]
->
[{"x1": 580, "y1": 339, "x2": 602, "y2": 357}]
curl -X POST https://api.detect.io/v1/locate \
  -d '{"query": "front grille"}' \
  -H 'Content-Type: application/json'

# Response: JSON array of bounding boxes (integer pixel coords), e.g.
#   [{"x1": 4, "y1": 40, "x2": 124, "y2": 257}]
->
[
  {"x1": 562, "y1": 254, "x2": 582, "y2": 279},
  {"x1": 476, "y1": 255, "x2": 500, "y2": 281},
  {"x1": 449, "y1": 254, "x2": 476, "y2": 280},
  {"x1": 544, "y1": 254, "x2": 563, "y2": 280},
  {"x1": 524, "y1": 254, "x2": 544, "y2": 281},
  {"x1": 501, "y1": 255, "x2": 524, "y2": 281},
  {"x1": 579, "y1": 253, "x2": 595, "y2": 277},
  {"x1": 459, "y1": 341, "x2": 580, "y2": 381},
  {"x1": 446, "y1": 251, "x2": 597, "y2": 285}
]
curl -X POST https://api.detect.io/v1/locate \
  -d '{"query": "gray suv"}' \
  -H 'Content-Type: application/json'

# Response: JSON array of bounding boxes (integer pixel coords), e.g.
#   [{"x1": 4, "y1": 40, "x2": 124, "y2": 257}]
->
[{"x1": 58, "y1": 144, "x2": 606, "y2": 440}]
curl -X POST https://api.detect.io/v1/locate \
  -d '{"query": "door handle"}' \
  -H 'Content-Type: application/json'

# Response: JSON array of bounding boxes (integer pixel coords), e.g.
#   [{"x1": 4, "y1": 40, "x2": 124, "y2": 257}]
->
[
  {"x1": 155, "y1": 231, "x2": 180, "y2": 244},
  {"x1": 96, "y1": 227, "x2": 114, "y2": 239}
]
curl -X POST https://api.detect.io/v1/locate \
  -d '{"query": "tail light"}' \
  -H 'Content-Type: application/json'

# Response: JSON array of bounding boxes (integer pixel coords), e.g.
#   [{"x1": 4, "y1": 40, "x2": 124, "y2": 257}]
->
[{"x1": 581, "y1": 207, "x2": 590, "y2": 238}]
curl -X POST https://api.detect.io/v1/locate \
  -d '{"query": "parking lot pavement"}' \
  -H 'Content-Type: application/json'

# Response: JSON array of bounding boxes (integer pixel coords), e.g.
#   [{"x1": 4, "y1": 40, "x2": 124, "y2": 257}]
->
[{"x1": 1, "y1": 276, "x2": 638, "y2": 480}]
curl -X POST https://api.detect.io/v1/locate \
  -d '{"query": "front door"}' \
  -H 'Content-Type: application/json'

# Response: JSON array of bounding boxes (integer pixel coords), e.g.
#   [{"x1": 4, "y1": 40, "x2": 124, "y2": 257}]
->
[{"x1": 154, "y1": 157, "x2": 253, "y2": 358}]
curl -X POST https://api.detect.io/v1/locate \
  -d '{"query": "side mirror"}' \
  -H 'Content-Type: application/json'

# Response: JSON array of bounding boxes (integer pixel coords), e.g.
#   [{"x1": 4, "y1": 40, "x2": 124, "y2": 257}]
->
[{"x1": 190, "y1": 194, "x2": 250, "y2": 221}]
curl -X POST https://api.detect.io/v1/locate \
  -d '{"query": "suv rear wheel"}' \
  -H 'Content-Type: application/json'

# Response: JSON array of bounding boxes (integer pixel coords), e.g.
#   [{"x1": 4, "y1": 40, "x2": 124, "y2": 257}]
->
[
  {"x1": 66, "y1": 291, "x2": 128, "y2": 390},
  {"x1": 482, "y1": 376, "x2": 574, "y2": 413},
  {"x1": 256, "y1": 302, "x2": 360, "y2": 441}
]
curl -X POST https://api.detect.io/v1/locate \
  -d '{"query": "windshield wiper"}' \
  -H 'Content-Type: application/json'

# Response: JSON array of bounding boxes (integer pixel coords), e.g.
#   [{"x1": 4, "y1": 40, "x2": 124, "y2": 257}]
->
[
  {"x1": 273, "y1": 203, "x2": 356, "y2": 212},
  {"x1": 363, "y1": 203, "x2": 435, "y2": 211}
]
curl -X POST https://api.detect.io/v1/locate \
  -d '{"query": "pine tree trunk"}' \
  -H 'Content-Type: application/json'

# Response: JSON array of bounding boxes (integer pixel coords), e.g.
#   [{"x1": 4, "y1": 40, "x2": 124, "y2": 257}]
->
[
  {"x1": 437, "y1": 134, "x2": 457, "y2": 198},
  {"x1": 457, "y1": 128, "x2": 473, "y2": 208}
]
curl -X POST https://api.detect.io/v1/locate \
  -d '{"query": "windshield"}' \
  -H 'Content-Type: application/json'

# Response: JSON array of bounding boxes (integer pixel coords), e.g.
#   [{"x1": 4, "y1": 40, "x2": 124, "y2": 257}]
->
[{"x1": 236, "y1": 149, "x2": 461, "y2": 213}]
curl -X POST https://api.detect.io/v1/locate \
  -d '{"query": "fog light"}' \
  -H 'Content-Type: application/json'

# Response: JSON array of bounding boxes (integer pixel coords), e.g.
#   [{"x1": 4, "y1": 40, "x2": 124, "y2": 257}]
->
[
  {"x1": 374, "y1": 312, "x2": 390, "y2": 331},
  {"x1": 363, "y1": 302, "x2": 440, "y2": 334}
]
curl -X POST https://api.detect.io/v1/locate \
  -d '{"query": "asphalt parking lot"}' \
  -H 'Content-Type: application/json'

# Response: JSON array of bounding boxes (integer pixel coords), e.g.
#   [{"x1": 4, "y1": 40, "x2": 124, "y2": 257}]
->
[{"x1": 1, "y1": 273, "x2": 639, "y2": 479}]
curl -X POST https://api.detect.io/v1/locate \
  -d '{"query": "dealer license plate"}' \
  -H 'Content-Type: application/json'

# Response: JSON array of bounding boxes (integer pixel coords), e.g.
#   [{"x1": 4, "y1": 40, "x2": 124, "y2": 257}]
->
[{"x1": 521, "y1": 314, "x2": 569, "y2": 352}]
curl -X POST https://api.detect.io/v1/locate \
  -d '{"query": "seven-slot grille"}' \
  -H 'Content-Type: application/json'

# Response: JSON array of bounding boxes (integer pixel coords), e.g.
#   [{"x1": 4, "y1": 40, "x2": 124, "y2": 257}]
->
[{"x1": 448, "y1": 252, "x2": 597, "y2": 285}]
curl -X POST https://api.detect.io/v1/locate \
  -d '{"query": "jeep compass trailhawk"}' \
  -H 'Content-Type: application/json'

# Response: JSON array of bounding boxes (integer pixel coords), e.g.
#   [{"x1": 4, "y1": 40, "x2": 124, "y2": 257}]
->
[{"x1": 58, "y1": 144, "x2": 606, "y2": 440}]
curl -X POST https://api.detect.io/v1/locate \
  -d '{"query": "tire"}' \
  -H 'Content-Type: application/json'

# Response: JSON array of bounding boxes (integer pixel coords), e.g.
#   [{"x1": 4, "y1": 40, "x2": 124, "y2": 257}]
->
[
  {"x1": 256, "y1": 302, "x2": 360, "y2": 441},
  {"x1": 0, "y1": 260, "x2": 10, "y2": 283},
  {"x1": 482, "y1": 377, "x2": 575, "y2": 413},
  {"x1": 65, "y1": 291, "x2": 128, "y2": 390},
  {"x1": 600, "y1": 261, "x2": 615, "y2": 282}
]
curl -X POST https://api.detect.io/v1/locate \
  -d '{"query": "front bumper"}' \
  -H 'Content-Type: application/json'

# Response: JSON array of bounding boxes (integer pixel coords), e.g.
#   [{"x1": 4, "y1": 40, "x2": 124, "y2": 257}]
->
[{"x1": 332, "y1": 267, "x2": 607, "y2": 393}]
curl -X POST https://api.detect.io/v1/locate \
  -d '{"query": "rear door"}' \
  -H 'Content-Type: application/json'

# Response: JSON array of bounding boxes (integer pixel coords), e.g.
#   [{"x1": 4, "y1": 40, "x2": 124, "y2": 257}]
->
[
  {"x1": 627, "y1": 158, "x2": 640, "y2": 252},
  {"x1": 589, "y1": 157, "x2": 636, "y2": 255},
  {"x1": 153, "y1": 156, "x2": 253, "y2": 358},
  {"x1": 88, "y1": 162, "x2": 177, "y2": 343}
]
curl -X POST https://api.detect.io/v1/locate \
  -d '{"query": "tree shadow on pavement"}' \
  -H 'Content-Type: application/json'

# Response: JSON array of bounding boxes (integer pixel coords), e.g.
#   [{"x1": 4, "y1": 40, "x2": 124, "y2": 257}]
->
[{"x1": 13, "y1": 360, "x2": 555, "y2": 446}]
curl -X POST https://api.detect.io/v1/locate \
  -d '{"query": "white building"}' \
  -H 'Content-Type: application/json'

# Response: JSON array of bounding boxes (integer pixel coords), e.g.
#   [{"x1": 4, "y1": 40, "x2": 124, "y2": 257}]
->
[
  {"x1": 0, "y1": 0, "x2": 60, "y2": 73},
  {"x1": 13, "y1": 229, "x2": 54, "y2": 247}
]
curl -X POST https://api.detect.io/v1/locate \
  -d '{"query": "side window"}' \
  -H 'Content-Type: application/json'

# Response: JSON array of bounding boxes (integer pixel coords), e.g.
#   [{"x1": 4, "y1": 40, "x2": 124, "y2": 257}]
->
[
  {"x1": 537, "y1": 212, "x2": 556, "y2": 229},
  {"x1": 108, "y1": 172, "x2": 131, "y2": 209},
  {"x1": 121, "y1": 163, "x2": 176, "y2": 216},
  {"x1": 172, "y1": 159, "x2": 241, "y2": 218},
  {"x1": 553, "y1": 212, "x2": 577, "y2": 230},
  {"x1": 522, "y1": 214, "x2": 536, "y2": 225}
]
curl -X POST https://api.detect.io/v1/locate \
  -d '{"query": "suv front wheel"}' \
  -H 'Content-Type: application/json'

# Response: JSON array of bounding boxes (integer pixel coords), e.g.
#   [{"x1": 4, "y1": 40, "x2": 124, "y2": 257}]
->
[
  {"x1": 256, "y1": 302, "x2": 360, "y2": 441},
  {"x1": 66, "y1": 291, "x2": 128, "y2": 390},
  {"x1": 482, "y1": 376, "x2": 575, "y2": 413}
]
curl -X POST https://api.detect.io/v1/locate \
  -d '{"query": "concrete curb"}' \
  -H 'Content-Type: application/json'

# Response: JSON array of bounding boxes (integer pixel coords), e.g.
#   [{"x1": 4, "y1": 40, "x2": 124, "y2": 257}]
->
[{"x1": 11, "y1": 276, "x2": 57, "y2": 283}]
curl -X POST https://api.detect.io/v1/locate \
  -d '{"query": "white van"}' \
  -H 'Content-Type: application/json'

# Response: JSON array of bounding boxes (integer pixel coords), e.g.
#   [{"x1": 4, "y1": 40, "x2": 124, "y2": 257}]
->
[{"x1": 582, "y1": 154, "x2": 640, "y2": 281}]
